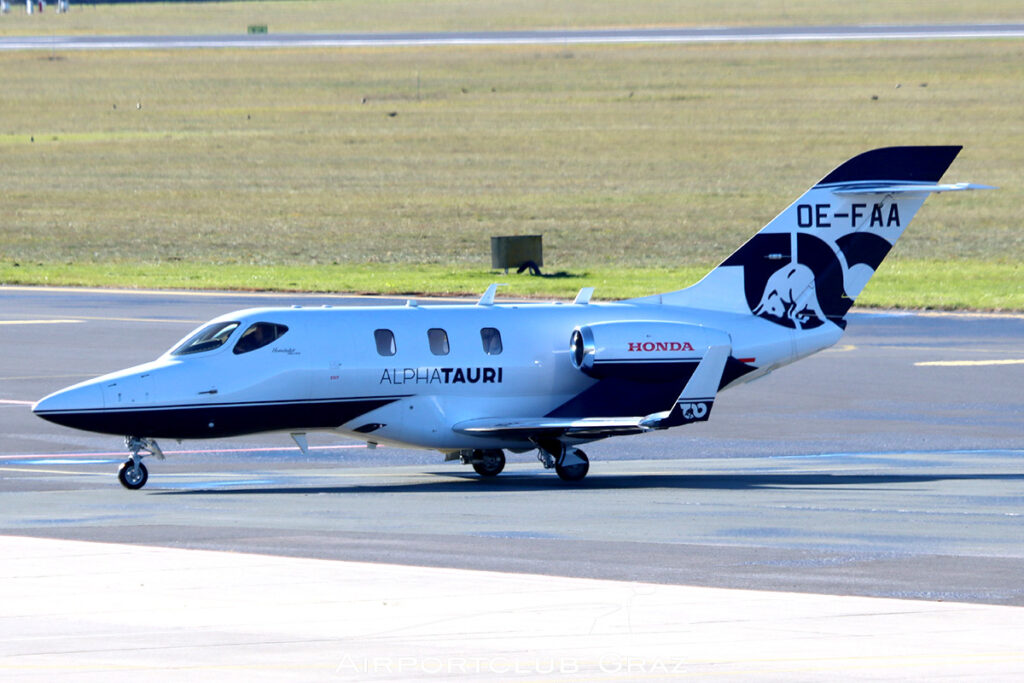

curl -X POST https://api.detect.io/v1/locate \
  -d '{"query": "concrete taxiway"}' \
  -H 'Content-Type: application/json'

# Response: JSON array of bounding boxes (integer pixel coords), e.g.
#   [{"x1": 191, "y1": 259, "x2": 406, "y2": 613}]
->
[
  {"x1": 1, "y1": 286, "x2": 1022, "y2": 678},
  {"x1": 4, "y1": 535, "x2": 1024, "y2": 681}
]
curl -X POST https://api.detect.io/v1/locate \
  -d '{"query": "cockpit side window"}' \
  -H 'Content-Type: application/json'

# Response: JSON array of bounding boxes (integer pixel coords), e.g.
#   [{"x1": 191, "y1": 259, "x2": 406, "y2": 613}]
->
[
  {"x1": 233, "y1": 322, "x2": 289, "y2": 355},
  {"x1": 172, "y1": 321, "x2": 240, "y2": 356}
]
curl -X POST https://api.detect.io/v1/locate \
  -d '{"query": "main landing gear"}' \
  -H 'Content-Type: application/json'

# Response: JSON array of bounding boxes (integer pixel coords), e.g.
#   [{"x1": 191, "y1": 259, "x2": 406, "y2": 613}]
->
[
  {"x1": 117, "y1": 436, "x2": 164, "y2": 490},
  {"x1": 471, "y1": 449, "x2": 506, "y2": 477},
  {"x1": 535, "y1": 441, "x2": 590, "y2": 482},
  {"x1": 452, "y1": 443, "x2": 591, "y2": 482},
  {"x1": 451, "y1": 449, "x2": 507, "y2": 477}
]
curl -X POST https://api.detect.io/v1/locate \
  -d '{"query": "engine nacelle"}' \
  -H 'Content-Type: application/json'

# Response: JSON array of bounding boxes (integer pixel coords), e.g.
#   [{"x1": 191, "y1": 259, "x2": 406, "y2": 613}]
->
[{"x1": 570, "y1": 321, "x2": 731, "y2": 383}]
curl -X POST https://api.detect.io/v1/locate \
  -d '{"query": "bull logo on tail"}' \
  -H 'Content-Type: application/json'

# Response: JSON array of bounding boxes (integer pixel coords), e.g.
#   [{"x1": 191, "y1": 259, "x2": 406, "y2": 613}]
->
[{"x1": 752, "y1": 262, "x2": 826, "y2": 330}]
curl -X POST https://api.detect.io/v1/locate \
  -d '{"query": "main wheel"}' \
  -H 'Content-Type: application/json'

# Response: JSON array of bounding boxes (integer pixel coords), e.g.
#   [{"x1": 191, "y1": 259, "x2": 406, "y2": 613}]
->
[
  {"x1": 555, "y1": 449, "x2": 589, "y2": 482},
  {"x1": 118, "y1": 460, "x2": 148, "y2": 490},
  {"x1": 472, "y1": 449, "x2": 506, "y2": 477}
]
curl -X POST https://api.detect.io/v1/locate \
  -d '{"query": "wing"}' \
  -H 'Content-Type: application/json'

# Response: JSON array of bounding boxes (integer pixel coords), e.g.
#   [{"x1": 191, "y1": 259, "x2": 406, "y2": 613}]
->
[
  {"x1": 453, "y1": 416, "x2": 649, "y2": 440},
  {"x1": 452, "y1": 343, "x2": 731, "y2": 442}
]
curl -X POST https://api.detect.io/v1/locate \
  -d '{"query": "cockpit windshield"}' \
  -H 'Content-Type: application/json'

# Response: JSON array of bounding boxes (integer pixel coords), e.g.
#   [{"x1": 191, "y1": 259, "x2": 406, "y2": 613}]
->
[
  {"x1": 171, "y1": 321, "x2": 240, "y2": 356},
  {"x1": 233, "y1": 322, "x2": 289, "y2": 354}
]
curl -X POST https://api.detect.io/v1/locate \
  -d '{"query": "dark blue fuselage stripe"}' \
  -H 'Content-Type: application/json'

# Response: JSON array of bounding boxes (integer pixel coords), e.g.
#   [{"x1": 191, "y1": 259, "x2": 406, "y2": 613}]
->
[
  {"x1": 35, "y1": 395, "x2": 411, "y2": 416},
  {"x1": 34, "y1": 397, "x2": 402, "y2": 439}
]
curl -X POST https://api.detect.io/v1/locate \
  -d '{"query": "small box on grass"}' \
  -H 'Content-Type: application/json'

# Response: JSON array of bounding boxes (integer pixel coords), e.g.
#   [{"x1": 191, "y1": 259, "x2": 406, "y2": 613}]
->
[{"x1": 491, "y1": 235, "x2": 543, "y2": 273}]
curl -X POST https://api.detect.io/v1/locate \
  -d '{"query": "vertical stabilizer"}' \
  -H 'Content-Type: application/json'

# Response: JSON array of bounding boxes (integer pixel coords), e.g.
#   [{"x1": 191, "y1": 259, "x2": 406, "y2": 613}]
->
[{"x1": 629, "y1": 146, "x2": 990, "y2": 329}]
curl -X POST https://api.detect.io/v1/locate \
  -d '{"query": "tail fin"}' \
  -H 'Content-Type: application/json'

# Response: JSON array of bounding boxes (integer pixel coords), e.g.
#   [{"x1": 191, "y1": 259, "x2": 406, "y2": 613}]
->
[{"x1": 630, "y1": 146, "x2": 990, "y2": 329}]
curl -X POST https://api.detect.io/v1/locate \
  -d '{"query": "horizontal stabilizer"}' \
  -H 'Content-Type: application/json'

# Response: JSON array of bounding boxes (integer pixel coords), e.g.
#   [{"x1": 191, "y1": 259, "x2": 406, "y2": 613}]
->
[{"x1": 830, "y1": 182, "x2": 995, "y2": 195}]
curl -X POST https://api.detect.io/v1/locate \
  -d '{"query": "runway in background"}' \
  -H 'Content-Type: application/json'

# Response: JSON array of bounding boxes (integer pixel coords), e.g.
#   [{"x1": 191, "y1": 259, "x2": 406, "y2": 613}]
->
[{"x1": 2, "y1": 23, "x2": 1024, "y2": 51}]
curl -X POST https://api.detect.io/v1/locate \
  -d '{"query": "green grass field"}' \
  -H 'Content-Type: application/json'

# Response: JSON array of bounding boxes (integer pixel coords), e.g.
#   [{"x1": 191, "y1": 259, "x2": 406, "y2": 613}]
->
[
  {"x1": 0, "y1": 2, "x2": 1021, "y2": 308},
  {"x1": 4, "y1": 260, "x2": 1020, "y2": 311}
]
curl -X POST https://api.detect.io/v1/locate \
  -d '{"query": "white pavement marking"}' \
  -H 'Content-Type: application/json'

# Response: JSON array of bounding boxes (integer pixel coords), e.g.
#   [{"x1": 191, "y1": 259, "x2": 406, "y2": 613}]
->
[
  {"x1": 71, "y1": 315, "x2": 204, "y2": 324},
  {"x1": 820, "y1": 343, "x2": 857, "y2": 353},
  {"x1": 0, "y1": 284, "x2": 474, "y2": 303},
  {"x1": 913, "y1": 310, "x2": 1024, "y2": 320},
  {"x1": 0, "y1": 466, "x2": 112, "y2": 476},
  {"x1": 0, "y1": 319, "x2": 83, "y2": 325},
  {"x1": 1, "y1": 536, "x2": 1022, "y2": 680},
  {"x1": 916, "y1": 359, "x2": 1024, "y2": 367}
]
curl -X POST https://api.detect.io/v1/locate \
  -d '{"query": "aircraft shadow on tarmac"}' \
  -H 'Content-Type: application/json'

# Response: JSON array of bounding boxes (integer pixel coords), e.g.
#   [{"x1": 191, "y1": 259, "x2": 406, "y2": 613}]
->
[{"x1": 152, "y1": 471, "x2": 1024, "y2": 496}]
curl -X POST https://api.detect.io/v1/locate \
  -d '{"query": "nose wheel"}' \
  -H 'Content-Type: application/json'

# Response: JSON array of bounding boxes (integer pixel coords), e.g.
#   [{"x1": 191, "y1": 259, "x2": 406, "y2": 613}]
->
[
  {"x1": 118, "y1": 436, "x2": 163, "y2": 490},
  {"x1": 118, "y1": 460, "x2": 149, "y2": 490}
]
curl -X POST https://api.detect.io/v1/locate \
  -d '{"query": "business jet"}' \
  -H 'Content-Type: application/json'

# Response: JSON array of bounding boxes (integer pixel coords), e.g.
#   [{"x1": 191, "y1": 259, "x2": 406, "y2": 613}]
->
[{"x1": 33, "y1": 146, "x2": 988, "y2": 489}]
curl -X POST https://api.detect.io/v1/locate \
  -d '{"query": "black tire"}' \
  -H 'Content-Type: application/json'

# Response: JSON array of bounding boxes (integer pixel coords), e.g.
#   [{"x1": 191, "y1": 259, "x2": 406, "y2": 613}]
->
[
  {"x1": 472, "y1": 449, "x2": 506, "y2": 477},
  {"x1": 555, "y1": 449, "x2": 589, "y2": 482},
  {"x1": 117, "y1": 460, "x2": 148, "y2": 490}
]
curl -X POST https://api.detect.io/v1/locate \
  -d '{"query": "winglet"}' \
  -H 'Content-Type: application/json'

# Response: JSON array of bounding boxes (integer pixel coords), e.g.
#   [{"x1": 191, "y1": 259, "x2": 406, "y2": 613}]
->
[{"x1": 642, "y1": 343, "x2": 730, "y2": 429}]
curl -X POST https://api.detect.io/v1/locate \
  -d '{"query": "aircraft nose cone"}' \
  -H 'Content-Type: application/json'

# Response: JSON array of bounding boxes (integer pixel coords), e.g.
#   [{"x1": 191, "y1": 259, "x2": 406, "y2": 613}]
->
[{"x1": 33, "y1": 382, "x2": 105, "y2": 429}]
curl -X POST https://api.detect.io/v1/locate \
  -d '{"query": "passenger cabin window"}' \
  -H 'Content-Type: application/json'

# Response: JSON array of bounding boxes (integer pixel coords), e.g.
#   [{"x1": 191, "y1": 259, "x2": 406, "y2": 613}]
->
[
  {"x1": 428, "y1": 328, "x2": 449, "y2": 356},
  {"x1": 233, "y1": 322, "x2": 289, "y2": 355},
  {"x1": 172, "y1": 321, "x2": 240, "y2": 356},
  {"x1": 374, "y1": 329, "x2": 396, "y2": 356},
  {"x1": 480, "y1": 327, "x2": 503, "y2": 355}
]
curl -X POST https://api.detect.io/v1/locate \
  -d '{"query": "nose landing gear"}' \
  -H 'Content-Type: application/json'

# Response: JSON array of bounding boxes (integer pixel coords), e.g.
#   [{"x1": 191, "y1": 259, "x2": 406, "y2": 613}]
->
[
  {"x1": 117, "y1": 459, "x2": 148, "y2": 489},
  {"x1": 118, "y1": 436, "x2": 164, "y2": 490}
]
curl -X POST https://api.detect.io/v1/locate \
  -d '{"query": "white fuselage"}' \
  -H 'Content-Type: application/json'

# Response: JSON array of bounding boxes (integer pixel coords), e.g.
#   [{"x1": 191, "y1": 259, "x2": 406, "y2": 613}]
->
[{"x1": 33, "y1": 299, "x2": 841, "y2": 452}]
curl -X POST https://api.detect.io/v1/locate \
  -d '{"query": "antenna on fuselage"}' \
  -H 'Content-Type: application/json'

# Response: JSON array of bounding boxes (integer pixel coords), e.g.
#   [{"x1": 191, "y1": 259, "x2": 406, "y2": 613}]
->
[
  {"x1": 573, "y1": 287, "x2": 595, "y2": 305},
  {"x1": 478, "y1": 283, "x2": 508, "y2": 306}
]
